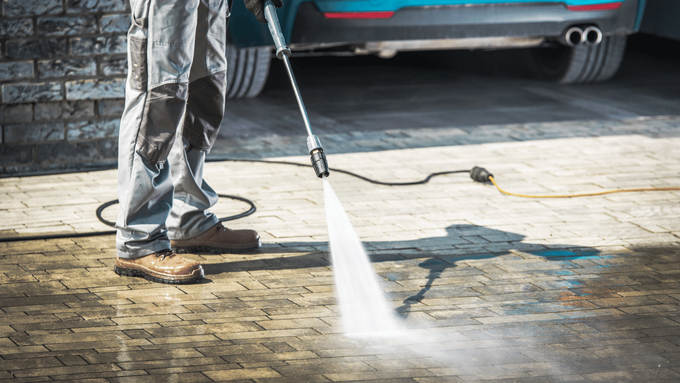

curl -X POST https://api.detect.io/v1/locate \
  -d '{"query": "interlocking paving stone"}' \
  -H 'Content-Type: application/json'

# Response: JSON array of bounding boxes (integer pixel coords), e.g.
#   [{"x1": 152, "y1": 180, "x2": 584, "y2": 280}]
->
[
  {"x1": 202, "y1": 367, "x2": 282, "y2": 380},
  {"x1": 1, "y1": 119, "x2": 680, "y2": 381}
]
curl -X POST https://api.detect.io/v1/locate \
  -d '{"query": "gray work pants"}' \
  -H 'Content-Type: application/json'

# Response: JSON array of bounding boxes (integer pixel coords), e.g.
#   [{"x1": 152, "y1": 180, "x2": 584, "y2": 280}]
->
[{"x1": 116, "y1": 0, "x2": 228, "y2": 259}]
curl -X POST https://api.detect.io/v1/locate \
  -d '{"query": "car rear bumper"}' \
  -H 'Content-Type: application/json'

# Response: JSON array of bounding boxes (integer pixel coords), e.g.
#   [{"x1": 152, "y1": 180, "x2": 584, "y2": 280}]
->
[{"x1": 289, "y1": 1, "x2": 641, "y2": 46}]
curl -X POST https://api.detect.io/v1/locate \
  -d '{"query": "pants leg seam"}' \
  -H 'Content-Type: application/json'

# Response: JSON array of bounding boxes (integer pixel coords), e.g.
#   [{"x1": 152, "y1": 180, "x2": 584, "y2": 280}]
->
[{"x1": 118, "y1": 91, "x2": 149, "y2": 234}]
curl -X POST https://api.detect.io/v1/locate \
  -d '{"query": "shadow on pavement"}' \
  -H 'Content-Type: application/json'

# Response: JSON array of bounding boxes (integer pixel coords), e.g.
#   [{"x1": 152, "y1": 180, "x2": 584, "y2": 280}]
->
[
  {"x1": 201, "y1": 224, "x2": 600, "y2": 312},
  {"x1": 393, "y1": 226, "x2": 601, "y2": 317}
]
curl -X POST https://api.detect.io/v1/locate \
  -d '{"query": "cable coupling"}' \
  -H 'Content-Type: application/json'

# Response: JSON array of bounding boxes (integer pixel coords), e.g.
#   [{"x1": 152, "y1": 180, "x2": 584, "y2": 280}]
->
[{"x1": 470, "y1": 166, "x2": 493, "y2": 183}]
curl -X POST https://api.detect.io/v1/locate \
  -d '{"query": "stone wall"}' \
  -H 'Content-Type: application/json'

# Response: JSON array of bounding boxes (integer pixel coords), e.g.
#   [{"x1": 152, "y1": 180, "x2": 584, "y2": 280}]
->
[{"x1": 0, "y1": 0, "x2": 130, "y2": 176}]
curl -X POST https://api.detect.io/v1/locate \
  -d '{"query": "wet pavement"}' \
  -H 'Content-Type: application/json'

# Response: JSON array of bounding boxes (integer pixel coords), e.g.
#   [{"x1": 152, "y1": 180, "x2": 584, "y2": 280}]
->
[{"x1": 1, "y1": 35, "x2": 680, "y2": 382}]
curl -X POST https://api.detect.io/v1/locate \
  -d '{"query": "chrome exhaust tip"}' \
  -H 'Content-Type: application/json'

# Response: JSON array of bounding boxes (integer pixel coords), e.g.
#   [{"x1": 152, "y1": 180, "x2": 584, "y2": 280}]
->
[
  {"x1": 562, "y1": 27, "x2": 585, "y2": 47},
  {"x1": 583, "y1": 26, "x2": 603, "y2": 46}
]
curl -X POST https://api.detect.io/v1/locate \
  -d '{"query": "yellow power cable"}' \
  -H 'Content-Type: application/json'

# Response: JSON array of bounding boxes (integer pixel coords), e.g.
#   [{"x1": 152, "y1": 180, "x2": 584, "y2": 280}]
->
[{"x1": 489, "y1": 176, "x2": 680, "y2": 199}]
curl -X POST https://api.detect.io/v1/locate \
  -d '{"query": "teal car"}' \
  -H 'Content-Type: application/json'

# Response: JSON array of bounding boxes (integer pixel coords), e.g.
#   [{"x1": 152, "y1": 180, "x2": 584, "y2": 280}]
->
[{"x1": 225, "y1": 0, "x2": 647, "y2": 98}]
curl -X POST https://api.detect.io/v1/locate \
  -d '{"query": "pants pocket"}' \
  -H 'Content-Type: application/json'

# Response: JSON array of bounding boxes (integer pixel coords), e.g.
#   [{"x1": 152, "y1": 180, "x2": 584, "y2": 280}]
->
[
  {"x1": 136, "y1": 83, "x2": 189, "y2": 165},
  {"x1": 183, "y1": 71, "x2": 226, "y2": 151},
  {"x1": 207, "y1": 0, "x2": 228, "y2": 40},
  {"x1": 152, "y1": 0, "x2": 199, "y2": 45},
  {"x1": 131, "y1": 0, "x2": 151, "y2": 28},
  {"x1": 129, "y1": 37, "x2": 148, "y2": 91}
]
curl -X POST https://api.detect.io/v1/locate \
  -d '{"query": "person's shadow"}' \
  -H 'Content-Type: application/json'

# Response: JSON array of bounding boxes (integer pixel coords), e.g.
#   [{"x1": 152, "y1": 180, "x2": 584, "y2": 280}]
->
[
  {"x1": 201, "y1": 224, "x2": 599, "y2": 317},
  {"x1": 387, "y1": 225, "x2": 600, "y2": 317}
]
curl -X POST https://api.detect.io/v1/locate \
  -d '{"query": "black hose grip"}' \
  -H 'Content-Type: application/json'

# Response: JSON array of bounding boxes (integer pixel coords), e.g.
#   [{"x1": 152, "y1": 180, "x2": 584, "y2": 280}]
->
[
  {"x1": 310, "y1": 149, "x2": 330, "y2": 178},
  {"x1": 470, "y1": 166, "x2": 493, "y2": 183}
]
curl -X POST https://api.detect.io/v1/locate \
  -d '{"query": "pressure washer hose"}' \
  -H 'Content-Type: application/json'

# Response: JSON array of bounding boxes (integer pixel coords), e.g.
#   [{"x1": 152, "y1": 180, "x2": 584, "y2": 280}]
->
[
  {"x1": 1, "y1": 161, "x2": 678, "y2": 243},
  {"x1": 489, "y1": 176, "x2": 680, "y2": 198},
  {"x1": 469, "y1": 165, "x2": 680, "y2": 198}
]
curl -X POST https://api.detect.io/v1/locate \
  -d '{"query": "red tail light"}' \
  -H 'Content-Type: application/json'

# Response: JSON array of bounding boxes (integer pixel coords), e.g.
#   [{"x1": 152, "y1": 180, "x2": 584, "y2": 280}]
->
[
  {"x1": 324, "y1": 11, "x2": 395, "y2": 19},
  {"x1": 567, "y1": 2, "x2": 622, "y2": 11}
]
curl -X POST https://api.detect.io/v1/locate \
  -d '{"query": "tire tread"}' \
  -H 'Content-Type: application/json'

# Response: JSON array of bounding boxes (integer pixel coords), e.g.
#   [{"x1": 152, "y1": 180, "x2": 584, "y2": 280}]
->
[
  {"x1": 535, "y1": 34, "x2": 627, "y2": 85},
  {"x1": 225, "y1": 44, "x2": 271, "y2": 99},
  {"x1": 246, "y1": 48, "x2": 271, "y2": 98}
]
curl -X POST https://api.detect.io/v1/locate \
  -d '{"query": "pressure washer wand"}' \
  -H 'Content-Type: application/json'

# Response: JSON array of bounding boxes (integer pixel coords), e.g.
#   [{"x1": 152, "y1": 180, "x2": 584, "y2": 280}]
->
[{"x1": 264, "y1": 0, "x2": 330, "y2": 178}]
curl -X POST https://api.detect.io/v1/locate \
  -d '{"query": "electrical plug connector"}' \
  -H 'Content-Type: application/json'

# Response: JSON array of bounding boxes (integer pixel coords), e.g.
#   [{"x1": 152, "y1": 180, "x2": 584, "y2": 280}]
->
[{"x1": 470, "y1": 166, "x2": 493, "y2": 183}]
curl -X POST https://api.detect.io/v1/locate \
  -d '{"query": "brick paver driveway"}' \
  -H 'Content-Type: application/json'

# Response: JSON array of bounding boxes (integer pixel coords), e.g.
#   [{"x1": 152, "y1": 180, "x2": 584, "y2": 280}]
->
[{"x1": 1, "y1": 117, "x2": 679, "y2": 382}]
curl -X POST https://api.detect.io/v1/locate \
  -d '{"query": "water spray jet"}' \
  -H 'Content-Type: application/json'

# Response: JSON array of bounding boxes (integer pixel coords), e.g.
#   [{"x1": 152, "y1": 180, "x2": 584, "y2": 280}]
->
[{"x1": 265, "y1": 0, "x2": 399, "y2": 335}]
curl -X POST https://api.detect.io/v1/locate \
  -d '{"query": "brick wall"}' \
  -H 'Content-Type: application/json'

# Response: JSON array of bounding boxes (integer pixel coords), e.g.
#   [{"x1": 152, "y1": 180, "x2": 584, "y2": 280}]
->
[{"x1": 0, "y1": 0, "x2": 130, "y2": 176}]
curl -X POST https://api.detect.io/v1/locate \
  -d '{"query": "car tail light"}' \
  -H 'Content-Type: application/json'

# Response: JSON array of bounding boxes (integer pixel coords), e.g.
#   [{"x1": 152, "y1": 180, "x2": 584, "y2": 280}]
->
[
  {"x1": 324, "y1": 11, "x2": 395, "y2": 19},
  {"x1": 567, "y1": 2, "x2": 622, "y2": 11}
]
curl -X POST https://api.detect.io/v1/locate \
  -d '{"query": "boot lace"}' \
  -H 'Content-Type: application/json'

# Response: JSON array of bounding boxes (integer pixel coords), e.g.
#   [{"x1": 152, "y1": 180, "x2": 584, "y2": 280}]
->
[{"x1": 154, "y1": 249, "x2": 175, "y2": 261}]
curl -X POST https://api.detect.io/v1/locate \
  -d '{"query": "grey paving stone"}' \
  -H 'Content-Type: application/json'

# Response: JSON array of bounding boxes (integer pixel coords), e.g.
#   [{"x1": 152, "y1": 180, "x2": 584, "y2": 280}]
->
[
  {"x1": 66, "y1": 0, "x2": 126, "y2": 13},
  {"x1": 97, "y1": 99, "x2": 124, "y2": 116},
  {"x1": 70, "y1": 35, "x2": 126, "y2": 56},
  {"x1": 38, "y1": 16, "x2": 96, "y2": 36},
  {"x1": 99, "y1": 138, "x2": 118, "y2": 159},
  {"x1": 100, "y1": 14, "x2": 130, "y2": 34},
  {"x1": 4, "y1": 0, "x2": 62, "y2": 16},
  {"x1": 35, "y1": 100, "x2": 94, "y2": 121},
  {"x1": 36, "y1": 141, "x2": 99, "y2": 163},
  {"x1": 0, "y1": 18, "x2": 33, "y2": 37},
  {"x1": 66, "y1": 119, "x2": 119, "y2": 141},
  {"x1": 0, "y1": 61, "x2": 34, "y2": 82},
  {"x1": 100, "y1": 56, "x2": 127, "y2": 76},
  {"x1": 65, "y1": 79, "x2": 125, "y2": 100},
  {"x1": 4, "y1": 122, "x2": 64, "y2": 143},
  {"x1": 0, "y1": 144, "x2": 33, "y2": 165},
  {"x1": 2, "y1": 120, "x2": 680, "y2": 381},
  {"x1": 2, "y1": 82, "x2": 63, "y2": 103},
  {"x1": 38, "y1": 58, "x2": 96, "y2": 78}
]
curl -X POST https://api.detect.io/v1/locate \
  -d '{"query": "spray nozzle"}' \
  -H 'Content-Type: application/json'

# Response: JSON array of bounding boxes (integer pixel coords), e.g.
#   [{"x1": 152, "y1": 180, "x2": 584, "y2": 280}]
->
[
  {"x1": 311, "y1": 149, "x2": 330, "y2": 178},
  {"x1": 470, "y1": 166, "x2": 493, "y2": 183},
  {"x1": 307, "y1": 135, "x2": 329, "y2": 178},
  {"x1": 265, "y1": 3, "x2": 329, "y2": 179}
]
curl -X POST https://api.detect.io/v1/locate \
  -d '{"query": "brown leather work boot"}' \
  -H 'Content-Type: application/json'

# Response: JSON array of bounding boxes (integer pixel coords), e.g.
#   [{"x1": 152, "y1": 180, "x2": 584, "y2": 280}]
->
[
  {"x1": 114, "y1": 249, "x2": 204, "y2": 284},
  {"x1": 170, "y1": 222, "x2": 260, "y2": 254}
]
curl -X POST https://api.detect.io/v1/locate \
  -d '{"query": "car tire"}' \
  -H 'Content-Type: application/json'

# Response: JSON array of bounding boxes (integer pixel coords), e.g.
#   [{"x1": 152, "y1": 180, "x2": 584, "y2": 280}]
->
[
  {"x1": 226, "y1": 42, "x2": 271, "y2": 99},
  {"x1": 531, "y1": 34, "x2": 627, "y2": 84}
]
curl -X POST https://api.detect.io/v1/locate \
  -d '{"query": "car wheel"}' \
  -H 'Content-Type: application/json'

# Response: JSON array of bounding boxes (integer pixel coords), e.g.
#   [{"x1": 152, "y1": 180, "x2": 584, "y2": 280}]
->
[
  {"x1": 531, "y1": 34, "x2": 627, "y2": 84},
  {"x1": 226, "y1": 41, "x2": 271, "y2": 99}
]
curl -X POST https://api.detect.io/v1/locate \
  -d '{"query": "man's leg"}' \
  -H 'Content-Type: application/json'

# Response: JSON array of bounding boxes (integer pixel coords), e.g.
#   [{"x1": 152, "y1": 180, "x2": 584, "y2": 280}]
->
[
  {"x1": 166, "y1": 0, "x2": 226, "y2": 242},
  {"x1": 115, "y1": 0, "x2": 204, "y2": 283},
  {"x1": 167, "y1": 0, "x2": 260, "y2": 253}
]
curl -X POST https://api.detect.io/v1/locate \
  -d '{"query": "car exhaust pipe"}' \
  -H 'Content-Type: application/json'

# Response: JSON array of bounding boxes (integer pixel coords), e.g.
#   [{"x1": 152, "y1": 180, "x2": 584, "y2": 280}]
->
[
  {"x1": 583, "y1": 26, "x2": 603, "y2": 46},
  {"x1": 561, "y1": 27, "x2": 584, "y2": 47}
]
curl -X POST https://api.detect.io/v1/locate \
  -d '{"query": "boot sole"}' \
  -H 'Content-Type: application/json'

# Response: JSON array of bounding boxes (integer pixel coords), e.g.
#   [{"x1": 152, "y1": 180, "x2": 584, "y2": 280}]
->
[{"x1": 114, "y1": 265, "x2": 204, "y2": 285}]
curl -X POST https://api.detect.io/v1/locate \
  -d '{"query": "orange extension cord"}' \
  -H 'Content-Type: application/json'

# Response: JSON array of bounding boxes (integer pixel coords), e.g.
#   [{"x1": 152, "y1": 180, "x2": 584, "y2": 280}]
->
[{"x1": 489, "y1": 176, "x2": 680, "y2": 198}]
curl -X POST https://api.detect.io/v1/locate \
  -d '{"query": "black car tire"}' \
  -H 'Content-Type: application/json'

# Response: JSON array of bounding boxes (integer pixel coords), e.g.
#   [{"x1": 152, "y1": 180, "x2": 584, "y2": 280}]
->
[
  {"x1": 226, "y1": 41, "x2": 271, "y2": 99},
  {"x1": 532, "y1": 34, "x2": 627, "y2": 84}
]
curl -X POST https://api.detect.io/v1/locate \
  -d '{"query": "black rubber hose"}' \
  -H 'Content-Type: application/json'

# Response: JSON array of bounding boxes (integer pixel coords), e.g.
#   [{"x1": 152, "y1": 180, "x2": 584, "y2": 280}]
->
[
  {"x1": 216, "y1": 194, "x2": 257, "y2": 222},
  {"x1": 207, "y1": 158, "x2": 470, "y2": 186},
  {"x1": 94, "y1": 194, "x2": 257, "y2": 228},
  {"x1": 0, "y1": 158, "x2": 469, "y2": 243},
  {"x1": 95, "y1": 199, "x2": 120, "y2": 227},
  {"x1": 0, "y1": 194, "x2": 257, "y2": 243},
  {"x1": 0, "y1": 231, "x2": 117, "y2": 243}
]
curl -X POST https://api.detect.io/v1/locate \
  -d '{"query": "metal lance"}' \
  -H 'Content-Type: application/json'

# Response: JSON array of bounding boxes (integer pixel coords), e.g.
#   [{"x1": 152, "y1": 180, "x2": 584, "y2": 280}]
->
[{"x1": 264, "y1": 0, "x2": 330, "y2": 178}]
